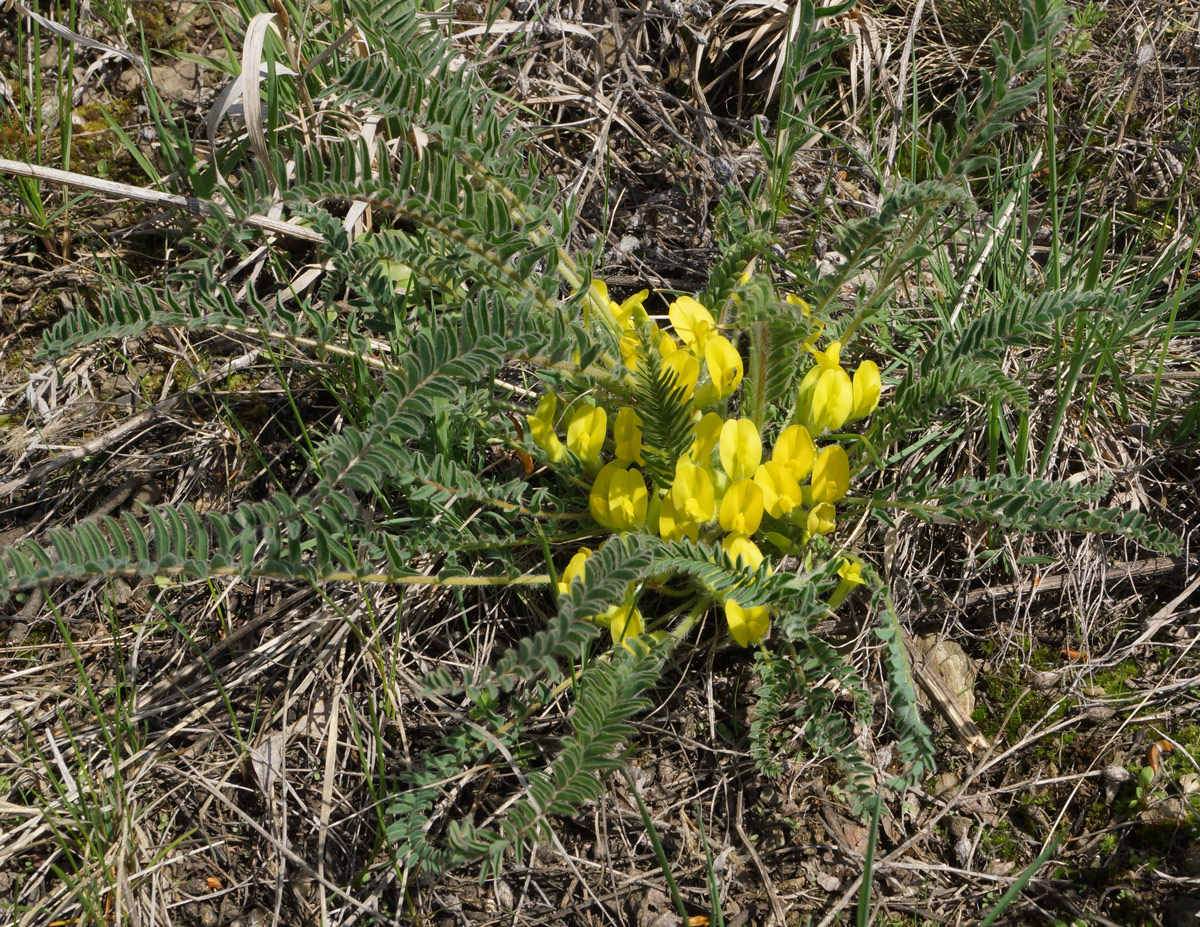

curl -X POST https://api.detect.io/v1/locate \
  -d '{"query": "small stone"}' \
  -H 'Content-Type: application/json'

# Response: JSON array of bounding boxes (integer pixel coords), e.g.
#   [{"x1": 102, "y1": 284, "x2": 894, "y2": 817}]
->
[
  {"x1": 916, "y1": 634, "x2": 978, "y2": 716},
  {"x1": 1102, "y1": 765, "x2": 1132, "y2": 785},
  {"x1": 1102, "y1": 764, "x2": 1132, "y2": 803},
  {"x1": 1029, "y1": 670, "x2": 1060, "y2": 690}
]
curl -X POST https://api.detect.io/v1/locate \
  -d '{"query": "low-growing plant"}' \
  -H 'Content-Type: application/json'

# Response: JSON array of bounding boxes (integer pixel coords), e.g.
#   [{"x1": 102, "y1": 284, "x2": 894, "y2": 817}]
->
[{"x1": 0, "y1": 0, "x2": 1182, "y2": 902}]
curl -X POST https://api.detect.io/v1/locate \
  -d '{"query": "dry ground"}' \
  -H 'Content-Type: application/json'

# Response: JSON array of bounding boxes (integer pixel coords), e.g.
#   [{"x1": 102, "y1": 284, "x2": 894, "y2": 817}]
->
[{"x1": 2, "y1": 0, "x2": 1200, "y2": 924}]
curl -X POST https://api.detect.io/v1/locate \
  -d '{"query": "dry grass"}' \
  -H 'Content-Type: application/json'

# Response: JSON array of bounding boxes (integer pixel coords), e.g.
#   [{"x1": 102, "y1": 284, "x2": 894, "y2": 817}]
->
[{"x1": 2, "y1": 0, "x2": 1200, "y2": 924}]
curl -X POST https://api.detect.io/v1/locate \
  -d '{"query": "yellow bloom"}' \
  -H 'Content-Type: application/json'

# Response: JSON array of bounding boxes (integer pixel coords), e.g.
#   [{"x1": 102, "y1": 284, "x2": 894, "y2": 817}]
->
[
  {"x1": 557, "y1": 547, "x2": 592, "y2": 596},
  {"x1": 690, "y1": 412, "x2": 724, "y2": 465},
  {"x1": 772, "y1": 424, "x2": 816, "y2": 482},
  {"x1": 703, "y1": 334, "x2": 743, "y2": 399},
  {"x1": 850, "y1": 360, "x2": 881, "y2": 422},
  {"x1": 668, "y1": 295, "x2": 717, "y2": 356},
  {"x1": 719, "y1": 478, "x2": 764, "y2": 536},
  {"x1": 585, "y1": 279, "x2": 610, "y2": 327},
  {"x1": 786, "y1": 294, "x2": 812, "y2": 317},
  {"x1": 527, "y1": 394, "x2": 566, "y2": 464},
  {"x1": 589, "y1": 461, "x2": 622, "y2": 527},
  {"x1": 663, "y1": 350, "x2": 700, "y2": 401},
  {"x1": 611, "y1": 289, "x2": 650, "y2": 331},
  {"x1": 719, "y1": 418, "x2": 762, "y2": 481},
  {"x1": 722, "y1": 532, "x2": 764, "y2": 569},
  {"x1": 566, "y1": 402, "x2": 607, "y2": 471},
  {"x1": 614, "y1": 407, "x2": 644, "y2": 464},
  {"x1": 670, "y1": 462, "x2": 716, "y2": 524},
  {"x1": 828, "y1": 556, "x2": 866, "y2": 608},
  {"x1": 659, "y1": 462, "x2": 714, "y2": 542},
  {"x1": 809, "y1": 338, "x2": 843, "y2": 369},
  {"x1": 619, "y1": 331, "x2": 641, "y2": 371},
  {"x1": 724, "y1": 599, "x2": 769, "y2": 647},
  {"x1": 658, "y1": 492, "x2": 698, "y2": 542},
  {"x1": 754, "y1": 459, "x2": 802, "y2": 518},
  {"x1": 805, "y1": 502, "x2": 837, "y2": 536},
  {"x1": 608, "y1": 603, "x2": 645, "y2": 647},
  {"x1": 607, "y1": 466, "x2": 648, "y2": 532},
  {"x1": 810, "y1": 445, "x2": 850, "y2": 503},
  {"x1": 797, "y1": 340, "x2": 853, "y2": 434}
]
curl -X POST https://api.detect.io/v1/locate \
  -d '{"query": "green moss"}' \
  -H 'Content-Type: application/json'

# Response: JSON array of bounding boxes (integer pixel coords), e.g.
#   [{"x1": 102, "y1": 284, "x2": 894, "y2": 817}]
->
[
  {"x1": 132, "y1": 3, "x2": 188, "y2": 51},
  {"x1": 173, "y1": 365, "x2": 199, "y2": 391},
  {"x1": 972, "y1": 668, "x2": 1068, "y2": 742},
  {"x1": 66, "y1": 101, "x2": 145, "y2": 186},
  {"x1": 978, "y1": 818, "x2": 1024, "y2": 864},
  {"x1": 1088, "y1": 658, "x2": 1140, "y2": 696},
  {"x1": 1175, "y1": 723, "x2": 1200, "y2": 754},
  {"x1": 139, "y1": 368, "x2": 167, "y2": 398}
]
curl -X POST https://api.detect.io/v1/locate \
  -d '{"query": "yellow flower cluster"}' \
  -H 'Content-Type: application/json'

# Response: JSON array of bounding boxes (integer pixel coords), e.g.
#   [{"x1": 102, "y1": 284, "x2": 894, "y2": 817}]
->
[
  {"x1": 796, "y1": 335, "x2": 881, "y2": 436},
  {"x1": 530, "y1": 285, "x2": 880, "y2": 649}
]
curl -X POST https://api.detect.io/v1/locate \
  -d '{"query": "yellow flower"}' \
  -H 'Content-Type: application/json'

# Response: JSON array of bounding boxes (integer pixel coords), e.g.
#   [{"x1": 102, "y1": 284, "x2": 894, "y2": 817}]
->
[
  {"x1": 850, "y1": 360, "x2": 881, "y2": 422},
  {"x1": 797, "y1": 340, "x2": 853, "y2": 434},
  {"x1": 614, "y1": 407, "x2": 644, "y2": 464},
  {"x1": 805, "y1": 502, "x2": 837, "y2": 536},
  {"x1": 810, "y1": 445, "x2": 850, "y2": 503},
  {"x1": 557, "y1": 547, "x2": 593, "y2": 596},
  {"x1": 607, "y1": 466, "x2": 648, "y2": 532},
  {"x1": 786, "y1": 294, "x2": 812, "y2": 317},
  {"x1": 828, "y1": 557, "x2": 866, "y2": 608},
  {"x1": 754, "y1": 459, "x2": 802, "y2": 518},
  {"x1": 719, "y1": 478, "x2": 764, "y2": 536},
  {"x1": 608, "y1": 602, "x2": 645, "y2": 647},
  {"x1": 658, "y1": 492, "x2": 697, "y2": 542},
  {"x1": 585, "y1": 279, "x2": 611, "y2": 327},
  {"x1": 690, "y1": 412, "x2": 724, "y2": 465},
  {"x1": 703, "y1": 334, "x2": 743, "y2": 399},
  {"x1": 611, "y1": 289, "x2": 650, "y2": 331},
  {"x1": 724, "y1": 599, "x2": 769, "y2": 647},
  {"x1": 527, "y1": 394, "x2": 566, "y2": 464},
  {"x1": 619, "y1": 331, "x2": 641, "y2": 371},
  {"x1": 589, "y1": 461, "x2": 622, "y2": 528},
  {"x1": 668, "y1": 295, "x2": 717, "y2": 356},
  {"x1": 719, "y1": 418, "x2": 762, "y2": 481},
  {"x1": 659, "y1": 462, "x2": 714, "y2": 542},
  {"x1": 772, "y1": 424, "x2": 816, "y2": 482},
  {"x1": 670, "y1": 462, "x2": 716, "y2": 524},
  {"x1": 566, "y1": 402, "x2": 607, "y2": 471},
  {"x1": 663, "y1": 350, "x2": 700, "y2": 401},
  {"x1": 722, "y1": 532, "x2": 764, "y2": 569}
]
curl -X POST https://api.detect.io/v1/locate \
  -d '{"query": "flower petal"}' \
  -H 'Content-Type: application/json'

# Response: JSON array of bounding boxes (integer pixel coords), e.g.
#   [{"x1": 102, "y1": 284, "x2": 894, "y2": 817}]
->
[
  {"x1": 719, "y1": 478, "x2": 764, "y2": 536},
  {"x1": 566, "y1": 403, "x2": 607, "y2": 469},
  {"x1": 851, "y1": 360, "x2": 881, "y2": 421},
  {"x1": 527, "y1": 394, "x2": 566, "y2": 463},
  {"x1": 810, "y1": 445, "x2": 850, "y2": 503},
  {"x1": 614, "y1": 407, "x2": 644, "y2": 463},
  {"x1": 724, "y1": 599, "x2": 769, "y2": 647},
  {"x1": 668, "y1": 295, "x2": 717, "y2": 355},
  {"x1": 557, "y1": 547, "x2": 593, "y2": 596},
  {"x1": 704, "y1": 334, "x2": 744, "y2": 399},
  {"x1": 719, "y1": 418, "x2": 763, "y2": 481},
  {"x1": 773, "y1": 424, "x2": 816, "y2": 481}
]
